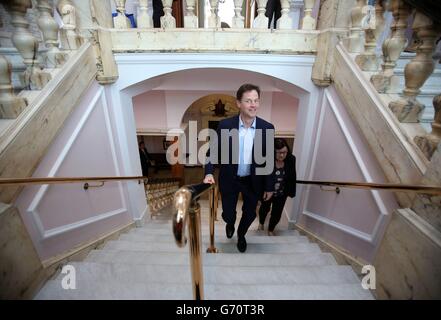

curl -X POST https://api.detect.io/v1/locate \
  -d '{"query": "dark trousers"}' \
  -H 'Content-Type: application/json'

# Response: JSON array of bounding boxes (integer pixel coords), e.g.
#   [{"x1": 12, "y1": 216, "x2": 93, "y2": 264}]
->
[
  {"x1": 153, "y1": 0, "x2": 164, "y2": 28},
  {"x1": 221, "y1": 177, "x2": 259, "y2": 239},
  {"x1": 259, "y1": 194, "x2": 287, "y2": 231},
  {"x1": 265, "y1": 0, "x2": 282, "y2": 29}
]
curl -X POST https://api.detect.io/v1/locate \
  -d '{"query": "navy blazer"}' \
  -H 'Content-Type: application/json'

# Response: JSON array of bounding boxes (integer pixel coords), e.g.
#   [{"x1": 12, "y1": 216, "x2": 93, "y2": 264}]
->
[{"x1": 205, "y1": 115, "x2": 275, "y2": 198}]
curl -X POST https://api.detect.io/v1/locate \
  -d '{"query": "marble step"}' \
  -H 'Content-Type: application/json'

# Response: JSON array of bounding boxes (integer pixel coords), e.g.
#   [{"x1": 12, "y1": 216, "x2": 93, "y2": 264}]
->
[
  {"x1": 117, "y1": 232, "x2": 309, "y2": 244},
  {"x1": 85, "y1": 249, "x2": 338, "y2": 266},
  {"x1": 102, "y1": 240, "x2": 322, "y2": 254},
  {"x1": 35, "y1": 281, "x2": 373, "y2": 300},
  {"x1": 50, "y1": 262, "x2": 361, "y2": 285}
]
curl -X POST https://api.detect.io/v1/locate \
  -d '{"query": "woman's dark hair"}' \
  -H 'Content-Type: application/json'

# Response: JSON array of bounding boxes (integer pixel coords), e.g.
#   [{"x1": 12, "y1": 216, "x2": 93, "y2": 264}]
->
[
  {"x1": 274, "y1": 138, "x2": 290, "y2": 154},
  {"x1": 236, "y1": 84, "x2": 260, "y2": 101}
]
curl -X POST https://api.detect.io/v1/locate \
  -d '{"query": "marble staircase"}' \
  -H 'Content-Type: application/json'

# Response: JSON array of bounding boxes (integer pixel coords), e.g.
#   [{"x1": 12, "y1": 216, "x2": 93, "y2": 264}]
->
[{"x1": 35, "y1": 201, "x2": 374, "y2": 300}]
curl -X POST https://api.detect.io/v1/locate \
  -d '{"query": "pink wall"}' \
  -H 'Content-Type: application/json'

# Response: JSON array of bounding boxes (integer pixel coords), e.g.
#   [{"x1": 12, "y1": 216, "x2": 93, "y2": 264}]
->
[
  {"x1": 270, "y1": 92, "x2": 299, "y2": 133},
  {"x1": 298, "y1": 86, "x2": 399, "y2": 262},
  {"x1": 15, "y1": 81, "x2": 133, "y2": 261},
  {"x1": 132, "y1": 90, "x2": 167, "y2": 130}
]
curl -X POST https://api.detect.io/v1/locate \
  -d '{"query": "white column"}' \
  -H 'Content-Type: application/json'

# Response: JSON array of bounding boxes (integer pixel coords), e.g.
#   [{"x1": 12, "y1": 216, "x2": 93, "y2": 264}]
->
[
  {"x1": 414, "y1": 94, "x2": 441, "y2": 159},
  {"x1": 348, "y1": 0, "x2": 366, "y2": 53},
  {"x1": 36, "y1": 0, "x2": 67, "y2": 67},
  {"x1": 6, "y1": 0, "x2": 51, "y2": 90},
  {"x1": 0, "y1": 54, "x2": 28, "y2": 119},
  {"x1": 208, "y1": 0, "x2": 220, "y2": 28},
  {"x1": 184, "y1": 0, "x2": 198, "y2": 28},
  {"x1": 253, "y1": 0, "x2": 268, "y2": 29},
  {"x1": 113, "y1": 0, "x2": 131, "y2": 28},
  {"x1": 57, "y1": 0, "x2": 81, "y2": 50},
  {"x1": 160, "y1": 0, "x2": 176, "y2": 28},
  {"x1": 288, "y1": 0, "x2": 304, "y2": 30},
  {"x1": 301, "y1": 0, "x2": 316, "y2": 30},
  {"x1": 137, "y1": 0, "x2": 153, "y2": 28},
  {"x1": 231, "y1": 0, "x2": 244, "y2": 28},
  {"x1": 277, "y1": 0, "x2": 293, "y2": 29}
]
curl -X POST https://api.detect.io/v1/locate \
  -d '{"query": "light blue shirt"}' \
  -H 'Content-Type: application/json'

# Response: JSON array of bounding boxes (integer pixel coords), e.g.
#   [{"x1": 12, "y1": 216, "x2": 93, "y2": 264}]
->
[{"x1": 237, "y1": 116, "x2": 256, "y2": 177}]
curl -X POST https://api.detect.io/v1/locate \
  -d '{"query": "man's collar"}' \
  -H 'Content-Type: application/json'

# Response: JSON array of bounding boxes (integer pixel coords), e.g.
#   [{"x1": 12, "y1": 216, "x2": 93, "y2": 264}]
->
[{"x1": 239, "y1": 115, "x2": 256, "y2": 129}]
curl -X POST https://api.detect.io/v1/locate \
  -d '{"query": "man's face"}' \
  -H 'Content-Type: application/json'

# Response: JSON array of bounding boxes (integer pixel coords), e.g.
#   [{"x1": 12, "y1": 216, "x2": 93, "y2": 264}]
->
[{"x1": 237, "y1": 90, "x2": 260, "y2": 119}]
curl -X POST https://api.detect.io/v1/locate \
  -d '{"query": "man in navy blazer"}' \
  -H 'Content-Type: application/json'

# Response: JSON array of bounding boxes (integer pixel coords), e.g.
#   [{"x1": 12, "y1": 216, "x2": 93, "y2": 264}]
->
[{"x1": 204, "y1": 84, "x2": 275, "y2": 252}]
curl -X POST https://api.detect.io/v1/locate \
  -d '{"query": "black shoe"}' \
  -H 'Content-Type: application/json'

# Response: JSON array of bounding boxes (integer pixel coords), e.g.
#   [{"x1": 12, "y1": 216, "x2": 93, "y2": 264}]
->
[
  {"x1": 237, "y1": 237, "x2": 247, "y2": 253},
  {"x1": 226, "y1": 224, "x2": 235, "y2": 239}
]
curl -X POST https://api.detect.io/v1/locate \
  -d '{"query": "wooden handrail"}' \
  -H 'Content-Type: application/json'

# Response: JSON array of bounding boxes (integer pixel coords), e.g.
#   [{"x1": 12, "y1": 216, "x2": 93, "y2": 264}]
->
[{"x1": 0, "y1": 176, "x2": 146, "y2": 186}]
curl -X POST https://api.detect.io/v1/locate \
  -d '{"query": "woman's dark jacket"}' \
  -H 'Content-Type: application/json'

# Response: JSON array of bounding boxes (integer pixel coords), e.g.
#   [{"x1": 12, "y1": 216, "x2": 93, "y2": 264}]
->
[{"x1": 279, "y1": 153, "x2": 297, "y2": 198}]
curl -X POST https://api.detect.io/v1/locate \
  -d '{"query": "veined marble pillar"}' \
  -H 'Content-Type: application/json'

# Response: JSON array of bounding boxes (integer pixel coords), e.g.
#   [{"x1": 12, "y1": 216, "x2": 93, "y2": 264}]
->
[
  {"x1": 389, "y1": 12, "x2": 440, "y2": 123},
  {"x1": 161, "y1": 0, "x2": 176, "y2": 28},
  {"x1": 137, "y1": 0, "x2": 153, "y2": 28},
  {"x1": 113, "y1": 0, "x2": 131, "y2": 28},
  {"x1": 36, "y1": 0, "x2": 67, "y2": 67},
  {"x1": 184, "y1": 0, "x2": 198, "y2": 28},
  {"x1": 277, "y1": 0, "x2": 293, "y2": 29},
  {"x1": 348, "y1": 0, "x2": 366, "y2": 53},
  {"x1": 6, "y1": 0, "x2": 51, "y2": 90},
  {"x1": 414, "y1": 94, "x2": 441, "y2": 159},
  {"x1": 301, "y1": 0, "x2": 316, "y2": 30},
  {"x1": 370, "y1": 0, "x2": 411, "y2": 93},
  {"x1": 355, "y1": 0, "x2": 386, "y2": 71},
  {"x1": 0, "y1": 54, "x2": 28, "y2": 119},
  {"x1": 231, "y1": 0, "x2": 244, "y2": 28},
  {"x1": 253, "y1": 0, "x2": 268, "y2": 29},
  {"x1": 208, "y1": 0, "x2": 220, "y2": 28}
]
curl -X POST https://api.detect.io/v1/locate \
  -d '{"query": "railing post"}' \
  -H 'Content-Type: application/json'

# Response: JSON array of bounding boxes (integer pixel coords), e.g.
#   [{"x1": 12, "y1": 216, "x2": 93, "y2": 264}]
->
[
  {"x1": 137, "y1": 0, "x2": 153, "y2": 28},
  {"x1": 57, "y1": 0, "x2": 81, "y2": 50},
  {"x1": 184, "y1": 0, "x2": 198, "y2": 28},
  {"x1": 113, "y1": 0, "x2": 131, "y2": 28},
  {"x1": 0, "y1": 54, "x2": 28, "y2": 119},
  {"x1": 6, "y1": 0, "x2": 51, "y2": 90},
  {"x1": 301, "y1": 0, "x2": 316, "y2": 30},
  {"x1": 161, "y1": 0, "x2": 176, "y2": 28},
  {"x1": 414, "y1": 94, "x2": 441, "y2": 160},
  {"x1": 36, "y1": 0, "x2": 67, "y2": 68},
  {"x1": 253, "y1": 0, "x2": 269, "y2": 29},
  {"x1": 231, "y1": 0, "x2": 244, "y2": 28},
  {"x1": 355, "y1": 1, "x2": 384, "y2": 71},
  {"x1": 206, "y1": 186, "x2": 218, "y2": 253},
  {"x1": 187, "y1": 200, "x2": 204, "y2": 300},
  {"x1": 370, "y1": 0, "x2": 411, "y2": 93},
  {"x1": 276, "y1": 0, "x2": 293, "y2": 30},
  {"x1": 208, "y1": 0, "x2": 220, "y2": 28},
  {"x1": 348, "y1": 0, "x2": 366, "y2": 53},
  {"x1": 389, "y1": 12, "x2": 441, "y2": 123}
]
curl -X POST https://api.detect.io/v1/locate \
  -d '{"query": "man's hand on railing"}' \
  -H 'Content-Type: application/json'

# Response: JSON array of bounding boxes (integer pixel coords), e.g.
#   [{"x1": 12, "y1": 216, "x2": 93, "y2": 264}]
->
[{"x1": 203, "y1": 174, "x2": 215, "y2": 184}]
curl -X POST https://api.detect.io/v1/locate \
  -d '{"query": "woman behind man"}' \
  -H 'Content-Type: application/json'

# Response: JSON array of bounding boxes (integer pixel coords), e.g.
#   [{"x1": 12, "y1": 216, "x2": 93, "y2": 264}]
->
[{"x1": 258, "y1": 138, "x2": 297, "y2": 235}]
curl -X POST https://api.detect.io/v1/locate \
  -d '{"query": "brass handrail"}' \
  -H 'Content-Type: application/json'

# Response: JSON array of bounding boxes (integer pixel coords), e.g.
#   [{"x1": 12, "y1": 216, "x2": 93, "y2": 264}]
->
[
  {"x1": 0, "y1": 176, "x2": 146, "y2": 186},
  {"x1": 172, "y1": 182, "x2": 218, "y2": 300},
  {"x1": 296, "y1": 180, "x2": 441, "y2": 195}
]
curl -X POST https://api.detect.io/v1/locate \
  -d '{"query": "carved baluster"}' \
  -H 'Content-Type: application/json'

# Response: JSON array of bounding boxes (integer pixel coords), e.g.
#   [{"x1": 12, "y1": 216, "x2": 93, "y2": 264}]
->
[
  {"x1": 389, "y1": 12, "x2": 440, "y2": 122},
  {"x1": 0, "y1": 54, "x2": 28, "y2": 119},
  {"x1": 137, "y1": 0, "x2": 153, "y2": 28},
  {"x1": 370, "y1": 0, "x2": 411, "y2": 93},
  {"x1": 184, "y1": 0, "x2": 198, "y2": 28},
  {"x1": 57, "y1": 0, "x2": 81, "y2": 50},
  {"x1": 232, "y1": 0, "x2": 244, "y2": 28},
  {"x1": 414, "y1": 94, "x2": 441, "y2": 159},
  {"x1": 161, "y1": 0, "x2": 176, "y2": 28},
  {"x1": 208, "y1": 0, "x2": 220, "y2": 28},
  {"x1": 348, "y1": 0, "x2": 366, "y2": 53},
  {"x1": 113, "y1": 0, "x2": 130, "y2": 28},
  {"x1": 301, "y1": 0, "x2": 316, "y2": 30},
  {"x1": 356, "y1": 1, "x2": 385, "y2": 71},
  {"x1": 6, "y1": 0, "x2": 51, "y2": 90},
  {"x1": 36, "y1": 0, "x2": 67, "y2": 67},
  {"x1": 276, "y1": 0, "x2": 292, "y2": 29},
  {"x1": 253, "y1": 0, "x2": 269, "y2": 29}
]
